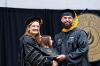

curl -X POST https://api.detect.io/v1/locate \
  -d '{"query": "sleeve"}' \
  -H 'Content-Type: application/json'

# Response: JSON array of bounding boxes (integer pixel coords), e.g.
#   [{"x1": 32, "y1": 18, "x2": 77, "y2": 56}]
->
[
  {"x1": 23, "y1": 37, "x2": 53, "y2": 66},
  {"x1": 66, "y1": 30, "x2": 89, "y2": 63},
  {"x1": 22, "y1": 36, "x2": 53, "y2": 66}
]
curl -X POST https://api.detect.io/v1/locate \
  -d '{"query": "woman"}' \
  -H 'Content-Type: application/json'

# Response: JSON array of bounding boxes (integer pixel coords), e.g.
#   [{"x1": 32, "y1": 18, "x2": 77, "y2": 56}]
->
[
  {"x1": 19, "y1": 17, "x2": 58, "y2": 66},
  {"x1": 41, "y1": 35, "x2": 53, "y2": 48},
  {"x1": 40, "y1": 35, "x2": 58, "y2": 57}
]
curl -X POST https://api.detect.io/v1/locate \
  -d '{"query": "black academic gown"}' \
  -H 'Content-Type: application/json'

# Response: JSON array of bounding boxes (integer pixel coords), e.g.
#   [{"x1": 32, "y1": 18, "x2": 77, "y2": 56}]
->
[
  {"x1": 18, "y1": 35, "x2": 56, "y2": 66},
  {"x1": 54, "y1": 28, "x2": 90, "y2": 66}
]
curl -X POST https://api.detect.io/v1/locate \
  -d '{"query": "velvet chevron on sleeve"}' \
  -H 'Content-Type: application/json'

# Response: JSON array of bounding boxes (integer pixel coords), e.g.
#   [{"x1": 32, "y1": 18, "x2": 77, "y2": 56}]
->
[{"x1": 19, "y1": 35, "x2": 53, "y2": 66}]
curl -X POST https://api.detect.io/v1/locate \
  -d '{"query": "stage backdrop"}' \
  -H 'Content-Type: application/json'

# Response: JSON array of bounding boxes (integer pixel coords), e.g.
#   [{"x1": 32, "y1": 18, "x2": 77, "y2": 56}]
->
[
  {"x1": 0, "y1": 7, "x2": 100, "y2": 66},
  {"x1": 0, "y1": 0, "x2": 100, "y2": 10}
]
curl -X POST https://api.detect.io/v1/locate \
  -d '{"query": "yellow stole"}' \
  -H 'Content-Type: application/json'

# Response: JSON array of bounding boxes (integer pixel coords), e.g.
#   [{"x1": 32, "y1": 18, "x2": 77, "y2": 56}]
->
[{"x1": 62, "y1": 14, "x2": 79, "y2": 32}]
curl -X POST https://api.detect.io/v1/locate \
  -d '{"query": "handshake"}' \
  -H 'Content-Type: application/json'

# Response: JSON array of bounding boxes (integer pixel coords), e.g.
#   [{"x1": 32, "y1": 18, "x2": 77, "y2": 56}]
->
[{"x1": 52, "y1": 54, "x2": 66, "y2": 66}]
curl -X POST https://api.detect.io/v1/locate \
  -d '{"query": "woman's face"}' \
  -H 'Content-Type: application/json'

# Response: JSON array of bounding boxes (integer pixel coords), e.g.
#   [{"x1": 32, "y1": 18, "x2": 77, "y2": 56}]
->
[{"x1": 28, "y1": 21, "x2": 40, "y2": 35}]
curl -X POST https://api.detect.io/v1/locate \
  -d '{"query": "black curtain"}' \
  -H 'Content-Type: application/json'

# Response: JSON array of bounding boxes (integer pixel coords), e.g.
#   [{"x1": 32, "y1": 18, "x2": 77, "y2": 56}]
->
[{"x1": 0, "y1": 7, "x2": 100, "y2": 66}]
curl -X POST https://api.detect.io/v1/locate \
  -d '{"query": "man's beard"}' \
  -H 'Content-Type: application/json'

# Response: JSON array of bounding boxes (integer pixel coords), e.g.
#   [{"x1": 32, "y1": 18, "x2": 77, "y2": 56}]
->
[{"x1": 62, "y1": 23, "x2": 72, "y2": 29}]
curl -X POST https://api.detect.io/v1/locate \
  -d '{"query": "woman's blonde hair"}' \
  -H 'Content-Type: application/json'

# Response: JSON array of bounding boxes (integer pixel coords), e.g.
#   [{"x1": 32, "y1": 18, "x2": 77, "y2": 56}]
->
[
  {"x1": 24, "y1": 21, "x2": 42, "y2": 44},
  {"x1": 25, "y1": 23, "x2": 52, "y2": 48}
]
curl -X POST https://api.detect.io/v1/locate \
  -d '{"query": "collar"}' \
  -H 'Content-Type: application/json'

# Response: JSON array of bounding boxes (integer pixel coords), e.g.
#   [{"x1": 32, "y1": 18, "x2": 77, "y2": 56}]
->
[{"x1": 62, "y1": 15, "x2": 79, "y2": 32}]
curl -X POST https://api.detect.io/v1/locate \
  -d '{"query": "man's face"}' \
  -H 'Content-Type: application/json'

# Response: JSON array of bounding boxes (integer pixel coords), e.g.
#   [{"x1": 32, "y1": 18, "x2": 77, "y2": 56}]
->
[{"x1": 61, "y1": 16, "x2": 74, "y2": 29}]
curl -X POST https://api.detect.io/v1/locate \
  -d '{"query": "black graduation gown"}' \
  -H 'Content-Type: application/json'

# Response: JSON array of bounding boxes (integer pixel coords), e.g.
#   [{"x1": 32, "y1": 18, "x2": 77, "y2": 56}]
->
[
  {"x1": 18, "y1": 35, "x2": 57, "y2": 66},
  {"x1": 54, "y1": 28, "x2": 90, "y2": 66}
]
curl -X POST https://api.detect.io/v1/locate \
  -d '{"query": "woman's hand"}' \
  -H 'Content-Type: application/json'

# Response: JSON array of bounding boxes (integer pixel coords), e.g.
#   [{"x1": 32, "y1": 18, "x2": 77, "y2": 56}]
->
[
  {"x1": 56, "y1": 54, "x2": 66, "y2": 61},
  {"x1": 52, "y1": 60, "x2": 58, "y2": 66}
]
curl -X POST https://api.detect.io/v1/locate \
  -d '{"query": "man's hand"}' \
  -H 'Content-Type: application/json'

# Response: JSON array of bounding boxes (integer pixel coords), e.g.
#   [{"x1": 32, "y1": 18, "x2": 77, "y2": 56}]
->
[
  {"x1": 52, "y1": 60, "x2": 58, "y2": 66},
  {"x1": 56, "y1": 54, "x2": 66, "y2": 61}
]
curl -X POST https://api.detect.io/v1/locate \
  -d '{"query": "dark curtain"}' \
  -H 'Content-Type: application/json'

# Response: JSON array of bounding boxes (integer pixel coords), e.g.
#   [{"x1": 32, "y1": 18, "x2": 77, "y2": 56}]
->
[{"x1": 0, "y1": 7, "x2": 100, "y2": 66}]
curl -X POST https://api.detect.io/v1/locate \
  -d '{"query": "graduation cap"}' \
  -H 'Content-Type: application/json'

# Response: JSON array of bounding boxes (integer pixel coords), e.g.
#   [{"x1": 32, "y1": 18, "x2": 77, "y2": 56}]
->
[
  {"x1": 25, "y1": 17, "x2": 43, "y2": 26},
  {"x1": 61, "y1": 9, "x2": 75, "y2": 18}
]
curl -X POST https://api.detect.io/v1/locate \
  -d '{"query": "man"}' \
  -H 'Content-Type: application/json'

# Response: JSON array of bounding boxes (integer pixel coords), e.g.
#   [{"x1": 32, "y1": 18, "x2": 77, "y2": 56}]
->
[{"x1": 54, "y1": 9, "x2": 90, "y2": 66}]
